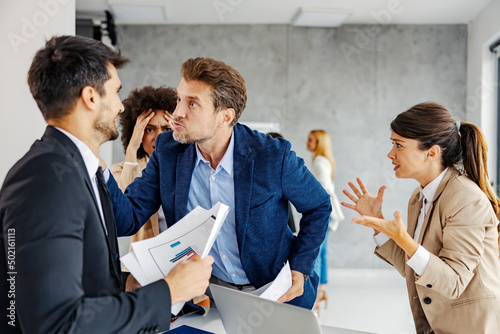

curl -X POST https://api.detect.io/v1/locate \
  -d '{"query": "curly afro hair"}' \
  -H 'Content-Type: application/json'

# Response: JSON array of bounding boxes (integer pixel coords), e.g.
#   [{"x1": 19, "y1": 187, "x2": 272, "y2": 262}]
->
[{"x1": 119, "y1": 86, "x2": 177, "y2": 159}]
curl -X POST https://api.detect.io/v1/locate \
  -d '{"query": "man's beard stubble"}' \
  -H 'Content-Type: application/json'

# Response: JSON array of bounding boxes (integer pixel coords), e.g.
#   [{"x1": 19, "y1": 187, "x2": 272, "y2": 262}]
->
[
  {"x1": 94, "y1": 116, "x2": 118, "y2": 142},
  {"x1": 172, "y1": 124, "x2": 216, "y2": 145}
]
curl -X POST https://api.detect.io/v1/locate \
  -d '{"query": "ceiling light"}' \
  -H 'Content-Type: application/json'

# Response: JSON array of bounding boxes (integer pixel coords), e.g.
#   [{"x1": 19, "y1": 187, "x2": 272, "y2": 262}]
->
[
  {"x1": 292, "y1": 8, "x2": 352, "y2": 28},
  {"x1": 108, "y1": 0, "x2": 167, "y2": 24}
]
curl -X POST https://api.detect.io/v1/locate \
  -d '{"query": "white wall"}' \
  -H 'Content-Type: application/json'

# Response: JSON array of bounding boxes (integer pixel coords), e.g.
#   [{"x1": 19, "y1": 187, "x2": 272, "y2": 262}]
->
[
  {"x1": 0, "y1": 0, "x2": 75, "y2": 183},
  {"x1": 466, "y1": 0, "x2": 500, "y2": 185}
]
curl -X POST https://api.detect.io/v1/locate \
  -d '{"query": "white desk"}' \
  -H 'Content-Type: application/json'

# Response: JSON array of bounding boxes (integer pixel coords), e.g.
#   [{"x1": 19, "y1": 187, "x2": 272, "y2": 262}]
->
[{"x1": 168, "y1": 308, "x2": 374, "y2": 334}]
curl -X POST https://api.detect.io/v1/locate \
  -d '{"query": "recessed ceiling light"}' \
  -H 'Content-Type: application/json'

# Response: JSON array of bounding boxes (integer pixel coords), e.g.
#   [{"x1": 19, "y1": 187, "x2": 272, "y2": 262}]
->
[
  {"x1": 108, "y1": 0, "x2": 167, "y2": 24},
  {"x1": 292, "y1": 8, "x2": 352, "y2": 28}
]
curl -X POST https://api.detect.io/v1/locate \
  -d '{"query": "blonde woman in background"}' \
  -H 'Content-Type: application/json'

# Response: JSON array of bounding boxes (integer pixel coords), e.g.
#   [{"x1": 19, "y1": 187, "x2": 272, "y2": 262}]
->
[{"x1": 307, "y1": 130, "x2": 344, "y2": 314}]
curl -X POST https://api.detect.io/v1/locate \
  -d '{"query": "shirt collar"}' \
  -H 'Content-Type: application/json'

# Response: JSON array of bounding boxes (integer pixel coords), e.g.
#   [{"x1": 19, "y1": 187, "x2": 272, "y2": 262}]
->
[
  {"x1": 419, "y1": 167, "x2": 448, "y2": 203},
  {"x1": 194, "y1": 130, "x2": 234, "y2": 175},
  {"x1": 54, "y1": 127, "x2": 100, "y2": 180}
]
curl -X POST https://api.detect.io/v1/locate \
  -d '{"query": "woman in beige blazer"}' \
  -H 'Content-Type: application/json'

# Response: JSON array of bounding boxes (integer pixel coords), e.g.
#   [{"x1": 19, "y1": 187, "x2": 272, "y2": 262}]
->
[
  {"x1": 342, "y1": 102, "x2": 500, "y2": 334},
  {"x1": 111, "y1": 86, "x2": 176, "y2": 291}
]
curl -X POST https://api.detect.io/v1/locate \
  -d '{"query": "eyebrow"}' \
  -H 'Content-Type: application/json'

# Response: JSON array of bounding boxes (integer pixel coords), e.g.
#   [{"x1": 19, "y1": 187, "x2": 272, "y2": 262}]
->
[
  {"x1": 146, "y1": 124, "x2": 171, "y2": 129},
  {"x1": 188, "y1": 95, "x2": 202, "y2": 103},
  {"x1": 390, "y1": 137, "x2": 404, "y2": 143},
  {"x1": 178, "y1": 93, "x2": 202, "y2": 104}
]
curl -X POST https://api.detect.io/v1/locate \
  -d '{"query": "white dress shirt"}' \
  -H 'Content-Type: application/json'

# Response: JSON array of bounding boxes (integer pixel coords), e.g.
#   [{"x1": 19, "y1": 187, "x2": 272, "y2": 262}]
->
[{"x1": 55, "y1": 127, "x2": 107, "y2": 234}]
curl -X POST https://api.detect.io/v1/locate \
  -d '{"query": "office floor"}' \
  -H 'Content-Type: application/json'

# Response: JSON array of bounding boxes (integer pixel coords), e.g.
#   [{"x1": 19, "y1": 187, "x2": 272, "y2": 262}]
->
[{"x1": 316, "y1": 269, "x2": 416, "y2": 334}]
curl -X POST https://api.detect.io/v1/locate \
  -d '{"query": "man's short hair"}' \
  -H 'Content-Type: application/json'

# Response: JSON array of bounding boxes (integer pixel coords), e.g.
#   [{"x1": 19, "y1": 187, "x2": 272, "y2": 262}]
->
[
  {"x1": 28, "y1": 35, "x2": 129, "y2": 120},
  {"x1": 181, "y1": 57, "x2": 247, "y2": 126}
]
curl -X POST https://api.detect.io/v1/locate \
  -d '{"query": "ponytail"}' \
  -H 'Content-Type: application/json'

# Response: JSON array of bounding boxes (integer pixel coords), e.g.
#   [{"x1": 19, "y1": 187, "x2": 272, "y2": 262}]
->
[
  {"x1": 459, "y1": 122, "x2": 500, "y2": 249},
  {"x1": 391, "y1": 102, "x2": 500, "y2": 252}
]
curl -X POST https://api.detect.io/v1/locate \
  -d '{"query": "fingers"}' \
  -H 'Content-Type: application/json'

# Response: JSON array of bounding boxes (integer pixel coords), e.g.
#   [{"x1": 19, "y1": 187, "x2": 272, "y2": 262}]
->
[
  {"x1": 163, "y1": 112, "x2": 175, "y2": 129},
  {"x1": 142, "y1": 110, "x2": 155, "y2": 124},
  {"x1": 163, "y1": 112, "x2": 175, "y2": 122},
  {"x1": 342, "y1": 188, "x2": 359, "y2": 204},
  {"x1": 352, "y1": 216, "x2": 378, "y2": 230},
  {"x1": 139, "y1": 108, "x2": 153, "y2": 119},
  {"x1": 393, "y1": 210, "x2": 401, "y2": 221},
  {"x1": 278, "y1": 284, "x2": 303, "y2": 303},
  {"x1": 277, "y1": 292, "x2": 288, "y2": 303},
  {"x1": 357, "y1": 177, "x2": 368, "y2": 195},
  {"x1": 277, "y1": 290, "x2": 292, "y2": 303},
  {"x1": 377, "y1": 185, "x2": 387, "y2": 200},
  {"x1": 136, "y1": 109, "x2": 155, "y2": 126},
  {"x1": 201, "y1": 255, "x2": 215, "y2": 266},
  {"x1": 348, "y1": 181, "x2": 363, "y2": 199},
  {"x1": 340, "y1": 201, "x2": 356, "y2": 210}
]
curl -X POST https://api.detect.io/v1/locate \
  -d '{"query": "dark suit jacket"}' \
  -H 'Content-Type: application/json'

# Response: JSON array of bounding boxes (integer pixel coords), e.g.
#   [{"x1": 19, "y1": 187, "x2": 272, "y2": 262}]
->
[
  {"x1": 0, "y1": 126, "x2": 172, "y2": 334},
  {"x1": 108, "y1": 123, "x2": 331, "y2": 308}
]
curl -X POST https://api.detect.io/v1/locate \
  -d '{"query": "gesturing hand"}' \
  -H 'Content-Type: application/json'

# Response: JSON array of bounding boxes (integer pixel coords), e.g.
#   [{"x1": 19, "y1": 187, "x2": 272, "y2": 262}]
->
[
  {"x1": 125, "y1": 109, "x2": 155, "y2": 163},
  {"x1": 341, "y1": 177, "x2": 386, "y2": 219},
  {"x1": 352, "y1": 211, "x2": 406, "y2": 241},
  {"x1": 352, "y1": 211, "x2": 418, "y2": 258}
]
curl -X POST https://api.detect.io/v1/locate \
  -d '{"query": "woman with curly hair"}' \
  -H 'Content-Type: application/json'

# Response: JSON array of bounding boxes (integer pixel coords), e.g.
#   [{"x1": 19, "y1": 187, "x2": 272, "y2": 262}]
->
[{"x1": 111, "y1": 85, "x2": 176, "y2": 291}]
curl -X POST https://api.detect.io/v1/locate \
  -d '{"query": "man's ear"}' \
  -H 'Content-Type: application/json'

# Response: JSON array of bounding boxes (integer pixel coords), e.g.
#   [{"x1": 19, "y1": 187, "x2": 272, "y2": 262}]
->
[
  {"x1": 219, "y1": 107, "x2": 235, "y2": 127},
  {"x1": 427, "y1": 144, "x2": 441, "y2": 161},
  {"x1": 81, "y1": 86, "x2": 98, "y2": 111}
]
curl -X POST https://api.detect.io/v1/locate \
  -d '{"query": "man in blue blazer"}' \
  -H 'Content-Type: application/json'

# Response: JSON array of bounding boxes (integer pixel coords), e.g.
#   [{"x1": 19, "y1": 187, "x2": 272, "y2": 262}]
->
[{"x1": 107, "y1": 57, "x2": 331, "y2": 308}]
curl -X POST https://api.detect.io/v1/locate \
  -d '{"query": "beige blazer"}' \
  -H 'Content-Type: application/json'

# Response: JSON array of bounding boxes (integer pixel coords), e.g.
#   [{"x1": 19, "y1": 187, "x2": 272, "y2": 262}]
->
[
  {"x1": 376, "y1": 168, "x2": 500, "y2": 334},
  {"x1": 111, "y1": 159, "x2": 159, "y2": 250}
]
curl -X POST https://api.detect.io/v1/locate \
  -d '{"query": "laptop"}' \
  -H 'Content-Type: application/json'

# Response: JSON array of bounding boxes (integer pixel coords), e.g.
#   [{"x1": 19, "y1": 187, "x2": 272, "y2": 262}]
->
[{"x1": 210, "y1": 284, "x2": 372, "y2": 334}]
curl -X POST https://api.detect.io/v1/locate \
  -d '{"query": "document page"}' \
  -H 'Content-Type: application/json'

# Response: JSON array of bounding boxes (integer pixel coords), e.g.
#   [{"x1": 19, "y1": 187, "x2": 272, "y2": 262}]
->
[{"x1": 120, "y1": 202, "x2": 229, "y2": 314}]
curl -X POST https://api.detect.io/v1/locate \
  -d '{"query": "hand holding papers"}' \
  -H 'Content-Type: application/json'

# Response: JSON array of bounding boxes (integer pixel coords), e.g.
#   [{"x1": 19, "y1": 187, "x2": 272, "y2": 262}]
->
[
  {"x1": 121, "y1": 202, "x2": 229, "y2": 313},
  {"x1": 251, "y1": 261, "x2": 292, "y2": 302}
]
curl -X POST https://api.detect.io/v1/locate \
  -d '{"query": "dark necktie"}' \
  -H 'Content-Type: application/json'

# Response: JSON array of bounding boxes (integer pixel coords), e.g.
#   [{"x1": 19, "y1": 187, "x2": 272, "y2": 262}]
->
[{"x1": 95, "y1": 167, "x2": 123, "y2": 288}]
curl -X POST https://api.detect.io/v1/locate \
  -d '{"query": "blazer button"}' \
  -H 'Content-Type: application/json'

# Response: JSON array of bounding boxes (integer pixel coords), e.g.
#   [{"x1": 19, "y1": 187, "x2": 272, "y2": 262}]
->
[
  {"x1": 426, "y1": 284, "x2": 432, "y2": 288},
  {"x1": 424, "y1": 297, "x2": 431, "y2": 305}
]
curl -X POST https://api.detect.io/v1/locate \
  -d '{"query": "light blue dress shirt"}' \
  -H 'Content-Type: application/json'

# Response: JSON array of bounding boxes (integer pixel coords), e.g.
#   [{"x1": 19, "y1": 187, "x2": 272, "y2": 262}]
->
[{"x1": 187, "y1": 131, "x2": 250, "y2": 284}]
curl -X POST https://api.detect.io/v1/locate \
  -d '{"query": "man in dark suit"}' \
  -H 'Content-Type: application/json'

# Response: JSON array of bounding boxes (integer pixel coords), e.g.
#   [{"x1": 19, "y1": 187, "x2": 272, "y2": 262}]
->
[
  {"x1": 107, "y1": 57, "x2": 331, "y2": 309},
  {"x1": 0, "y1": 36, "x2": 213, "y2": 334}
]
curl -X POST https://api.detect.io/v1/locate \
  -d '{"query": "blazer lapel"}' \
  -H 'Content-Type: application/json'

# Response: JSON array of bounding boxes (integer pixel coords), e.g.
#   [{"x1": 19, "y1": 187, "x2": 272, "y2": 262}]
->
[
  {"x1": 233, "y1": 124, "x2": 254, "y2": 249},
  {"x1": 44, "y1": 126, "x2": 122, "y2": 285},
  {"x1": 417, "y1": 168, "x2": 456, "y2": 244},
  {"x1": 43, "y1": 127, "x2": 98, "y2": 210},
  {"x1": 175, "y1": 144, "x2": 196, "y2": 222},
  {"x1": 407, "y1": 189, "x2": 422, "y2": 239}
]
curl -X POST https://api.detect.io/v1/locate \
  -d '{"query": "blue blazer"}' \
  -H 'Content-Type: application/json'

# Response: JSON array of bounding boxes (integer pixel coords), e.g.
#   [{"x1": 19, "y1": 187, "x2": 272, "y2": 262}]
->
[{"x1": 108, "y1": 123, "x2": 331, "y2": 308}]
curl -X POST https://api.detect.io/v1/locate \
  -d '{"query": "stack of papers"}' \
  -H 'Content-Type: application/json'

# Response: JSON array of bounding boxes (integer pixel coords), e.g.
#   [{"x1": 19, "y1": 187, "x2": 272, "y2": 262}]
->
[{"x1": 121, "y1": 202, "x2": 230, "y2": 314}]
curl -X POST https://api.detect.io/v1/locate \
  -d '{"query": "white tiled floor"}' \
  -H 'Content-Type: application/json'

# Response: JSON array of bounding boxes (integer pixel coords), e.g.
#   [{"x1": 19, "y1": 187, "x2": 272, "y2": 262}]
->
[{"x1": 316, "y1": 269, "x2": 416, "y2": 334}]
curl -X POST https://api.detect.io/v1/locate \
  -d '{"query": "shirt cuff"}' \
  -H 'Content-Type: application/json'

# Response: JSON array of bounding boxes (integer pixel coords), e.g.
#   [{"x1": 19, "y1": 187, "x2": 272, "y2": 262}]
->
[
  {"x1": 373, "y1": 232, "x2": 390, "y2": 247},
  {"x1": 124, "y1": 162, "x2": 139, "y2": 166},
  {"x1": 103, "y1": 167, "x2": 110, "y2": 182},
  {"x1": 406, "y1": 245, "x2": 430, "y2": 276}
]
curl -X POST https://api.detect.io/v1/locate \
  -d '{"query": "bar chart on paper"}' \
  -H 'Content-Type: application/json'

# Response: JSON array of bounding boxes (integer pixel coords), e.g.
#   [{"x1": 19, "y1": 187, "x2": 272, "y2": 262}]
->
[
  {"x1": 148, "y1": 215, "x2": 217, "y2": 276},
  {"x1": 150, "y1": 240, "x2": 203, "y2": 276},
  {"x1": 170, "y1": 243, "x2": 201, "y2": 264}
]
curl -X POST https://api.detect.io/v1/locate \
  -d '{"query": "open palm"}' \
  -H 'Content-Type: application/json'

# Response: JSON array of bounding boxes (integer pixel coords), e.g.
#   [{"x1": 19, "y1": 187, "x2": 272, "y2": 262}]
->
[{"x1": 341, "y1": 177, "x2": 386, "y2": 219}]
